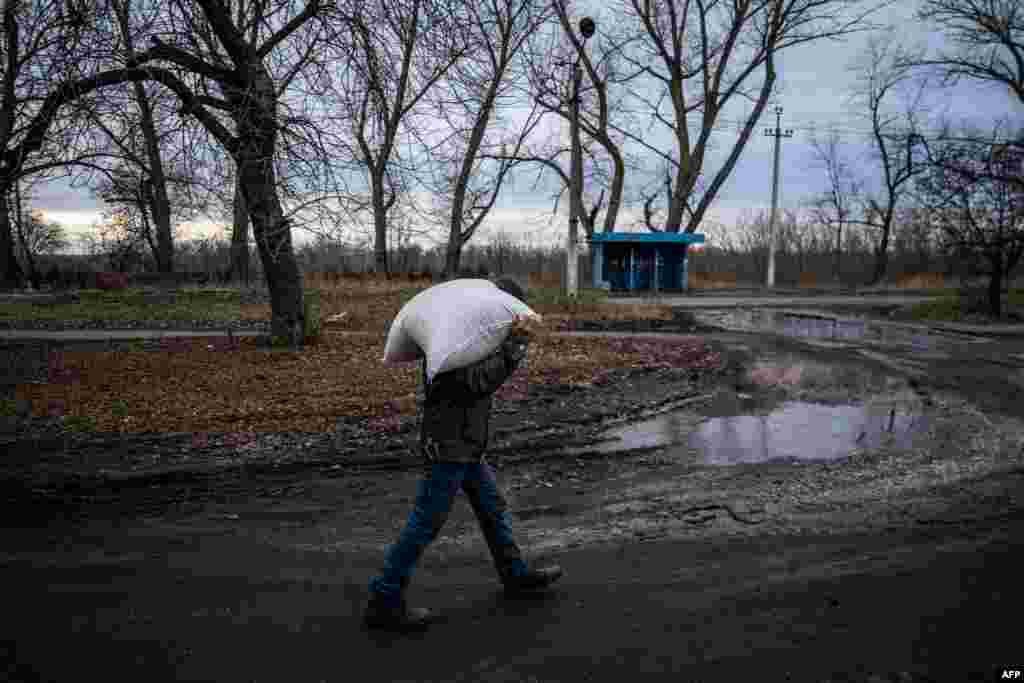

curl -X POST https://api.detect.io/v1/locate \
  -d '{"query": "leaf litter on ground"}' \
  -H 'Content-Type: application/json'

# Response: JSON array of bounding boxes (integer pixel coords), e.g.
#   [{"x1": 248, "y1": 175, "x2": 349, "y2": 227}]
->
[{"x1": 13, "y1": 280, "x2": 722, "y2": 435}]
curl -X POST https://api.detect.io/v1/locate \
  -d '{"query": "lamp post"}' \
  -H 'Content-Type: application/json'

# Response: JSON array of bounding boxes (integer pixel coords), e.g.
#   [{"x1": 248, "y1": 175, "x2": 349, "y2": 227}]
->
[{"x1": 567, "y1": 16, "x2": 595, "y2": 299}]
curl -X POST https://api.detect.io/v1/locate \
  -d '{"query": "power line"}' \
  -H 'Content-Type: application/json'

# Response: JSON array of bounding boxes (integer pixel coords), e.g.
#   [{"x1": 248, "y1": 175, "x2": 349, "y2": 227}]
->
[{"x1": 676, "y1": 114, "x2": 1019, "y2": 144}]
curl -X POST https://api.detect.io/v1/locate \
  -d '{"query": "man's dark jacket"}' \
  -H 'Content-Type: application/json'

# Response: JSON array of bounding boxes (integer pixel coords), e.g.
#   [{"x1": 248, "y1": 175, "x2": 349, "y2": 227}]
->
[{"x1": 419, "y1": 334, "x2": 528, "y2": 464}]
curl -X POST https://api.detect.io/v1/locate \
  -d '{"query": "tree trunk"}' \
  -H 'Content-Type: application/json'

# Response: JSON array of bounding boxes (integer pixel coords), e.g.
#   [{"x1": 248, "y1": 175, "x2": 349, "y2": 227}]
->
[
  {"x1": 12, "y1": 182, "x2": 40, "y2": 289},
  {"x1": 235, "y1": 70, "x2": 304, "y2": 347},
  {"x1": 988, "y1": 253, "x2": 1003, "y2": 318},
  {"x1": 870, "y1": 224, "x2": 891, "y2": 286},
  {"x1": 371, "y1": 170, "x2": 389, "y2": 276},
  {"x1": 444, "y1": 173, "x2": 466, "y2": 280},
  {"x1": 603, "y1": 145, "x2": 625, "y2": 233},
  {"x1": 834, "y1": 223, "x2": 843, "y2": 283},
  {"x1": 231, "y1": 174, "x2": 250, "y2": 284},
  {"x1": 134, "y1": 82, "x2": 174, "y2": 273},
  {"x1": 665, "y1": 158, "x2": 687, "y2": 233},
  {"x1": 443, "y1": 237, "x2": 463, "y2": 280},
  {"x1": 0, "y1": 189, "x2": 24, "y2": 289}
]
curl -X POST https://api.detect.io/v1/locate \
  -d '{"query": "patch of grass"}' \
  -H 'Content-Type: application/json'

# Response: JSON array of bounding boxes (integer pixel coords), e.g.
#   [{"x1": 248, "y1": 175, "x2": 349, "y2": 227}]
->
[
  {"x1": 923, "y1": 288, "x2": 963, "y2": 298},
  {"x1": 905, "y1": 285, "x2": 1024, "y2": 322},
  {"x1": 0, "y1": 398, "x2": 18, "y2": 417},
  {"x1": 397, "y1": 287, "x2": 425, "y2": 307},
  {"x1": 110, "y1": 399, "x2": 129, "y2": 418},
  {"x1": 528, "y1": 286, "x2": 607, "y2": 308},
  {"x1": 63, "y1": 415, "x2": 97, "y2": 433},
  {"x1": 0, "y1": 287, "x2": 242, "y2": 323},
  {"x1": 906, "y1": 295, "x2": 963, "y2": 322},
  {"x1": 175, "y1": 287, "x2": 240, "y2": 302}
]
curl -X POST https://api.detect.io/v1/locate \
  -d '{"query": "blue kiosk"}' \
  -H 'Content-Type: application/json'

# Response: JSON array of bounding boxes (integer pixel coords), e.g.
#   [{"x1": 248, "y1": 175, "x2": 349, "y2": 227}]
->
[{"x1": 588, "y1": 231, "x2": 706, "y2": 293}]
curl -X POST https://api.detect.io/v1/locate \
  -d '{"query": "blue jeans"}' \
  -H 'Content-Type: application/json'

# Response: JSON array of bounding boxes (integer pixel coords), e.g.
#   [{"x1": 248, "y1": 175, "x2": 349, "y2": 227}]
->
[{"x1": 368, "y1": 462, "x2": 528, "y2": 605}]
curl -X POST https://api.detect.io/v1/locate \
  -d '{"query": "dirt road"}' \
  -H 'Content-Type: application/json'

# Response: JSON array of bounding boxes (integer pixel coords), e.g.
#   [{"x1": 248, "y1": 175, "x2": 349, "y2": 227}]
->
[{"x1": 2, "y1": 304, "x2": 1023, "y2": 682}]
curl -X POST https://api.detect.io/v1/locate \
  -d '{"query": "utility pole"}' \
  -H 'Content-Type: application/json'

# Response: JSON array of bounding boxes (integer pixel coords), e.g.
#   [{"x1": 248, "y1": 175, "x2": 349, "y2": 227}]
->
[{"x1": 763, "y1": 106, "x2": 793, "y2": 288}]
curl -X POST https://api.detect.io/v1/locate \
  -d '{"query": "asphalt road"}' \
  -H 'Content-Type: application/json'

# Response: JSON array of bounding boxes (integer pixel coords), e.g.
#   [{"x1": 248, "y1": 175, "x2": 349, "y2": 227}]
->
[{"x1": 3, "y1": 502, "x2": 1021, "y2": 682}]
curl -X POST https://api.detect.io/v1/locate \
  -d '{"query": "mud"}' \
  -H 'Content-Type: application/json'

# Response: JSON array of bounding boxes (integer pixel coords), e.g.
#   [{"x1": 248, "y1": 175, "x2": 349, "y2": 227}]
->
[{"x1": 2, "y1": 308, "x2": 1024, "y2": 681}]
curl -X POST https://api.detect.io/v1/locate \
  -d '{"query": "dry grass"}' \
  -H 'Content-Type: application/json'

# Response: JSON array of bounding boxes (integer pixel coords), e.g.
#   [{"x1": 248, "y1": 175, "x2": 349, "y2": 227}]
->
[
  {"x1": 690, "y1": 271, "x2": 738, "y2": 289},
  {"x1": 527, "y1": 272, "x2": 563, "y2": 290},
  {"x1": 894, "y1": 272, "x2": 946, "y2": 289},
  {"x1": 287, "y1": 278, "x2": 675, "y2": 335},
  {"x1": 798, "y1": 272, "x2": 817, "y2": 288}
]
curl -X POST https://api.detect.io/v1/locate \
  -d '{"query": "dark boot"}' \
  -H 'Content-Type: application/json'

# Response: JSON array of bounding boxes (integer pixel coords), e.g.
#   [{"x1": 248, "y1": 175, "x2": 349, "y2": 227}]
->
[
  {"x1": 363, "y1": 595, "x2": 433, "y2": 632},
  {"x1": 502, "y1": 565, "x2": 563, "y2": 596}
]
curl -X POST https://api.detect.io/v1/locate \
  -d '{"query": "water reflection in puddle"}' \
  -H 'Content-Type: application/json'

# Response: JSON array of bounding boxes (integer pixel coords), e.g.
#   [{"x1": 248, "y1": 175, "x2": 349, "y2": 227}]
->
[
  {"x1": 690, "y1": 402, "x2": 927, "y2": 465},
  {"x1": 582, "y1": 401, "x2": 929, "y2": 465},
  {"x1": 694, "y1": 309, "x2": 987, "y2": 351}
]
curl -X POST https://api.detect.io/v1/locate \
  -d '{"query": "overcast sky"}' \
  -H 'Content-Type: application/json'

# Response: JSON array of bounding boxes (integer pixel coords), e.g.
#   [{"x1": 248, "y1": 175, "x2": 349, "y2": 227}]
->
[{"x1": 34, "y1": 0, "x2": 1024, "y2": 253}]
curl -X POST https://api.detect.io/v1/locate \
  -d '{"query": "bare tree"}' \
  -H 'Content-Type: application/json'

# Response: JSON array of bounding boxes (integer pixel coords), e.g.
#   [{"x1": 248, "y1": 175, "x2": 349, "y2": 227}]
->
[
  {"x1": 10, "y1": 182, "x2": 69, "y2": 287},
  {"x1": 808, "y1": 126, "x2": 861, "y2": 283},
  {"x1": 426, "y1": 0, "x2": 550, "y2": 278},
  {"x1": 91, "y1": 163, "x2": 199, "y2": 270},
  {"x1": 122, "y1": 0, "x2": 334, "y2": 344},
  {"x1": 328, "y1": 0, "x2": 468, "y2": 275},
  {"x1": 847, "y1": 31, "x2": 929, "y2": 285},
  {"x1": 910, "y1": 0, "x2": 1023, "y2": 106},
  {"x1": 734, "y1": 209, "x2": 772, "y2": 281},
  {"x1": 85, "y1": 206, "x2": 153, "y2": 273},
  {"x1": 105, "y1": 0, "x2": 176, "y2": 273},
  {"x1": 916, "y1": 124, "x2": 1024, "y2": 317},
  {"x1": 614, "y1": 0, "x2": 880, "y2": 235},
  {"x1": 891, "y1": 206, "x2": 942, "y2": 273},
  {"x1": 0, "y1": 0, "x2": 111, "y2": 288},
  {"x1": 15, "y1": 210, "x2": 69, "y2": 260},
  {"x1": 485, "y1": 228, "x2": 516, "y2": 274},
  {"x1": 774, "y1": 207, "x2": 811, "y2": 277},
  {"x1": 1, "y1": 0, "x2": 331, "y2": 344},
  {"x1": 514, "y1": 0, "x2": 633, "y2": 238}
]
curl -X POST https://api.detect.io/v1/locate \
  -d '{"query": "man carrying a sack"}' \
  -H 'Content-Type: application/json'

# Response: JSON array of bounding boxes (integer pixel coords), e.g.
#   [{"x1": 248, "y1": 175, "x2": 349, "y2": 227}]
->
[{"x1": 364, "y1": 277, "x2": 563, "y2": 631}]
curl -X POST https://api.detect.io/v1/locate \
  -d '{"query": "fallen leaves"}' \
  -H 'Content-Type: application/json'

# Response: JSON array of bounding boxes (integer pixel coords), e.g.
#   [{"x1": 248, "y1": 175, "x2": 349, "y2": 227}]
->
[{"x1": 13, "y1": 281, "x2": 722, "y2": 435}]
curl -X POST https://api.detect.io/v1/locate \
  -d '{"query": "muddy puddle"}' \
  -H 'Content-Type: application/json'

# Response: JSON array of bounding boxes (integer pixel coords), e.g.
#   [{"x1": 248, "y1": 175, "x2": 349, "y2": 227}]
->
[
  {"x1": 562, "y1": 352, "x2": 929, "y2": 466},
  {"x1": 693, "y1": 309, "x2": 993, "y2": 353},
  {"x1": 581, "y1": 401, "x2": 929, "y2": 465}
]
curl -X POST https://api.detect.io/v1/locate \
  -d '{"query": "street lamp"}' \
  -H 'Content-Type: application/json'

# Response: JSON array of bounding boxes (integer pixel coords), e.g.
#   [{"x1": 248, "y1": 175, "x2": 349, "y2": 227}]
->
[{"x1": 567, "y1": 16, "x2": 595, "y2": 299}]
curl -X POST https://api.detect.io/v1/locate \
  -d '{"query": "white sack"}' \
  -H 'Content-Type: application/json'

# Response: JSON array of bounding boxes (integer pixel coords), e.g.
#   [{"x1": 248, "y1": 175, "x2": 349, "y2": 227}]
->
[{"x1": 383, "y1": 279, "x2": 540, "y2": 382}]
